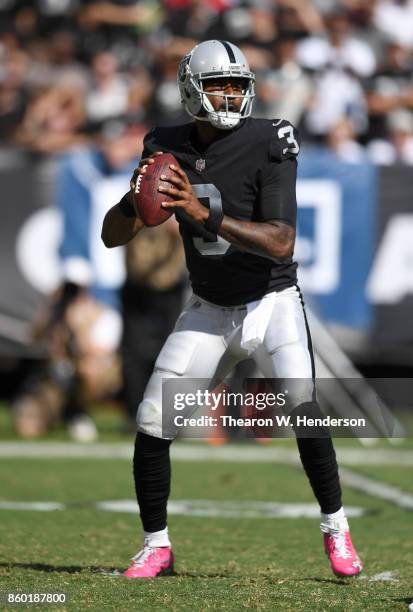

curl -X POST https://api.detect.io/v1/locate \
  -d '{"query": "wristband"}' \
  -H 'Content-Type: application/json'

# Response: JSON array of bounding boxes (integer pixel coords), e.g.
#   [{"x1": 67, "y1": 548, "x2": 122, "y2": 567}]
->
[
  {"x1": 204, "y1": 206, "x2": 224, "y2": 234},
  {"x1": 118, "y1": 194, "x2": 136, "y2": 218}
]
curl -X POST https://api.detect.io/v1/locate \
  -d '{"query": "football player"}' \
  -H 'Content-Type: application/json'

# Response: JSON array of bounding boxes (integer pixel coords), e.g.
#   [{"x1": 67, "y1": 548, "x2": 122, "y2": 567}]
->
[{"x1": 102, "y1": 40, "x2": 363, "y2": 579}]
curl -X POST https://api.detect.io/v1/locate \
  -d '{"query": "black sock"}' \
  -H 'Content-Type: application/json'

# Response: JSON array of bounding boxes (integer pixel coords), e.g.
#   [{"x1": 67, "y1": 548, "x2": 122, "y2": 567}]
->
[
  {"x1": 292, "y1": 403, "x2": 342, "y2": 514},
  {"x1": 296, "y1": 436, "x2": 342, "y2": 514},
  {"x1": 133, "y1": 432, "x2": 172, "y2": 533}
]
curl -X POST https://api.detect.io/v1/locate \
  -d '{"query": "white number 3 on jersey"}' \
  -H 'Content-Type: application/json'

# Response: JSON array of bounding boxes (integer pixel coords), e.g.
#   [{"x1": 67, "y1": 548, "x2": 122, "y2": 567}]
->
[{"x1": 278, "y1": 124, "x2": 300, "y2": 155}]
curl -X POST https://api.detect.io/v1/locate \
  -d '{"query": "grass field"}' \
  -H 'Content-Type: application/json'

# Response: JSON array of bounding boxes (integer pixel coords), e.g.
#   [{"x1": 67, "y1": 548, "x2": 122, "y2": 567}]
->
[{"x1": 0, "y1": 405, "x2": 412, "y2": 611}]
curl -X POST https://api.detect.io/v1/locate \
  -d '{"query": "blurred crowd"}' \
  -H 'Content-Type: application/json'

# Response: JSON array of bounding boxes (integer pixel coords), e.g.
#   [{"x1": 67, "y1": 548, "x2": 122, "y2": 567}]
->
[{"x1": 1, "y1": 0, "x2": 413, "y2": 163}]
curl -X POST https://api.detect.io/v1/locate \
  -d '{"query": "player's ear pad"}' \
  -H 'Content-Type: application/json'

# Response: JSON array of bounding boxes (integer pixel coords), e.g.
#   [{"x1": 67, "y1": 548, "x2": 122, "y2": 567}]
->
[{"x1": 186, "y1": 81, "x2": 202, "y2": 114}]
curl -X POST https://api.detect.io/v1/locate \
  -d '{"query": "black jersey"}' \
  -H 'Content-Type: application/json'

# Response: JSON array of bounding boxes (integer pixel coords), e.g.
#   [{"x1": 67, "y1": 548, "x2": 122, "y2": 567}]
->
[{"x1": 142, "y1": 117, "x2": 300, "y2": 306}]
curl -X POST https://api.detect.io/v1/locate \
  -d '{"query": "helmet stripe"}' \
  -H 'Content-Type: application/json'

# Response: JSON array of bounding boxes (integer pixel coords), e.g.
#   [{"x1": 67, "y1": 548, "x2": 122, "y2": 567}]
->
[{"x1": 219, "y1": 40, "x2": 236, "y2": 63}]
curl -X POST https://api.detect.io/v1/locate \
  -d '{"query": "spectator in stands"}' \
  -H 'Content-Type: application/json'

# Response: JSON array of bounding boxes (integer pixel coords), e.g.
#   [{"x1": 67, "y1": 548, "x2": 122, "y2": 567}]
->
[
  {"x1": 277, "y1": 0, "x2": 325, "y2": 37},
  {"x1": 366, "y1": 40, "x2": 413, "y2": 142},
  {"x1": 326, "y1": 116, "x2": 367, "y2": 162},
  {"x1": 254, "y1": 34, "x2": 313, "y2": 126},
  {"x1": 297, "y1": 6, "x2": 373, "y2": 140},
  {"x1": 79, "y1": 0, "x2": 163, "y2": 33},
  {"x1": 86, "y1": 51, "x2": 130, "y2": 124},
  {"x1": 373, "y1": 0, "x2": 413, "y2": 50},
  {"x1": 13, "y1": 119, "x2": 142, "y2": 440},
  {"x1": 78, "y1": 0, "x2": 163, "y2": 68},
  {"x1": 121, "y1": 218, "x2": 187, "y2": 431},
  {"x1": 15, "y1": 82, "x2": 86, "y2": 154},
  {"x1": 302, "y1": 67, "x2": 368, "y2": 141},
  {"x1": 161, "y1": 0, "x2": 224, "y2": 40},
  {"x1": 206, "y1": 2, "x2": 278, "y2": 49},
  {"x1": 47, "y1": 29, "x2": 89, "y2": 91},
  {"x1": 296, "y1": 4, "x2": 377, "y2": 77},
  {"x1": 387, "y1": 109, "x2": 413, "y2": 163},
  {"x1": 126, "y1": 65, "x2": 154, "y2": 123},
  {"x1": 0, "y1": 43, "x2": 29, "y2": 142},
  {"x1": 367, "y1": 109, "x2": 413, "y2": 164},
  {"x1": 146, "y1": 42, "x2": 193, "y2": 126}
]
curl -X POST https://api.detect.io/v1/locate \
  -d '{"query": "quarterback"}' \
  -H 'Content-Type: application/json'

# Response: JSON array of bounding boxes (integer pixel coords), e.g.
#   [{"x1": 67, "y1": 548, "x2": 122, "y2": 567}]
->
[{"x1": 102, "y1": 40, "x2": 363, "y2": 579}]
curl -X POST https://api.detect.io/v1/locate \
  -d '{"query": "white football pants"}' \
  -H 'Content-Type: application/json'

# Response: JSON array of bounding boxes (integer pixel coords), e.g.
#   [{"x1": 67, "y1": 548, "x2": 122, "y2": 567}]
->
[{"x1": 136, "y1": 286, "x2": 314, "y2": 439}]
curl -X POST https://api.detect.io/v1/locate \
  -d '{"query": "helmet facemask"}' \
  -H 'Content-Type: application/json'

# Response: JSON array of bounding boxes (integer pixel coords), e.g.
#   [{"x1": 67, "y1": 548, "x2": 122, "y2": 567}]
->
[{"x1": 198, "y1": 76, "x2": 254, "y2": 129}]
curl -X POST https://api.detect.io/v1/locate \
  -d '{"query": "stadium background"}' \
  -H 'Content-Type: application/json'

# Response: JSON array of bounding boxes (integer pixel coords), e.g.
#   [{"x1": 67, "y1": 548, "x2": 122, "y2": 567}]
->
[{"x1": 0, "y1": 0, "x2": 412, "y2": 609}]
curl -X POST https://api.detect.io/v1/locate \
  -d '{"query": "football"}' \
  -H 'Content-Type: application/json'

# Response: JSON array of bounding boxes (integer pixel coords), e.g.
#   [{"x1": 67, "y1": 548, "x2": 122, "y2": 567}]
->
[{"x1": 133, "y1": 153, "x2": 180, "y2": 226}]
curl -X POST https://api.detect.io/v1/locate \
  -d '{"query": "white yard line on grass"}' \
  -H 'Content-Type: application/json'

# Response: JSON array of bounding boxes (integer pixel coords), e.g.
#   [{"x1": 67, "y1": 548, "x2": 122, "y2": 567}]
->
[
  {"x1": 339, "y1": 467, "x2": 413, "y2": 511},
  {"x1": 1, "y1": 441, "x2": 413, "y2": 466},
  {"x1": 0, "y1": 501, "x2": 65, "y2": 511},
  {"x1": 0, "y1": 442, "x2": 132, "y2": 459},
  {"x1": 0, "y1": 499, "x2": 367, "y2": 519},
  {"x1": 1, "y1": 442, "x2": 413, "y2": 510}
]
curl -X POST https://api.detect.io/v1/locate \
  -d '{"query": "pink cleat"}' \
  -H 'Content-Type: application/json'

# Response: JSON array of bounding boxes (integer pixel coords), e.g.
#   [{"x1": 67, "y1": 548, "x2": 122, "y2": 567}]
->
[
  {"x1": 323, "y1": 530, "x2": 363, "y2": 577},
  {"x1": 123, "y1": 545, "x2": 174, "y2": 579}
]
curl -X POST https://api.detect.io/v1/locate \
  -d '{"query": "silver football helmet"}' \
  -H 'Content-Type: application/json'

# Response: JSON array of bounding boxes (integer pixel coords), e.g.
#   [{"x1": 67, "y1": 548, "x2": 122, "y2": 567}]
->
[{"x1": 178, "y1": 40, "x2": 255, "y2": 130}]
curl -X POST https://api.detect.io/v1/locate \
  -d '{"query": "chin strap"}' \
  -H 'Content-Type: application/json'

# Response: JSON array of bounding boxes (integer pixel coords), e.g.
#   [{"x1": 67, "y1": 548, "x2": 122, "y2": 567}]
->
[
  {"x1": 184, "y1": 104, "x2": 241, "y2": 130},
  {"x1": 208, "y1": 112, "x2": 241, "y2": 130}
]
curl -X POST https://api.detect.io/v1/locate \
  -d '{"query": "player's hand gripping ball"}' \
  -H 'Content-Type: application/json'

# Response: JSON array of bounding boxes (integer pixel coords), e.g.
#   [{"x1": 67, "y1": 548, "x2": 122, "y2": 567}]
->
[{"x1": 133, "y1": 152, "x2": 181, "y2": 226}]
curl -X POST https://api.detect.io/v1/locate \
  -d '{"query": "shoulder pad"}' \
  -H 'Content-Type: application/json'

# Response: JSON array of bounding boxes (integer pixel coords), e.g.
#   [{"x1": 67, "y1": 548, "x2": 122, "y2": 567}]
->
[
  {"x1": 268, "y1": 119, "x2": 300, "y2": 162},
  {"x1": 142, "y1": 128, "x2": 159, "y2": 154},
  {"x1": 143, "y1": 124, "x2": 192, "y2": 155}
]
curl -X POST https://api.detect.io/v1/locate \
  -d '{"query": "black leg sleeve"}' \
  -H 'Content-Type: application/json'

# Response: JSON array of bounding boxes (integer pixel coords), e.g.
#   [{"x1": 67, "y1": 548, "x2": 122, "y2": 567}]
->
[
  {"x1": 133, "y1": 432, "x2": 172, "y2": 532},
  {"x1": 292, "y1": 402, "x2": 342, "y2": 514}
]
